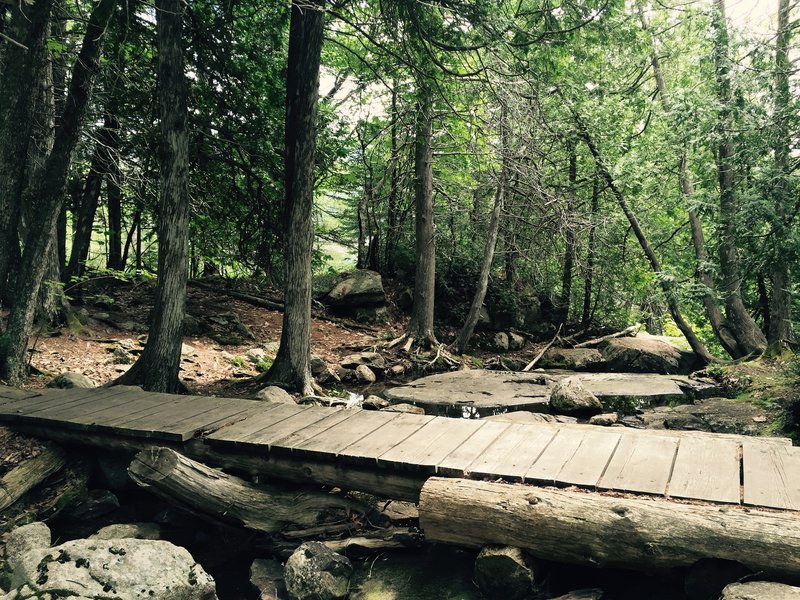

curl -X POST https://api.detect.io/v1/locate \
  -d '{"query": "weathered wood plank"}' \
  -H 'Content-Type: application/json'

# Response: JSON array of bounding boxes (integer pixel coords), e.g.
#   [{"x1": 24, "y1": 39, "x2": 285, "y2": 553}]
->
[
  {"x1": 378, "y1": 417, "x2": 485, "y2": 472},
  {"x1": 526, "y1": 428, "x2": 603, "y2": 485},
  {"x1": 436, "y1": 421, "x2": 510, "y2": 477},
  {"x1": 598, "y1": 434, "x2": 678, "y2": 495},
  {"x1": 236, "y1": 406, "x2": 335, "y2": 449},
  {"x1": 0, "y1": 386, "x2": 42, "y2": 401},
  {"x1": 742, "y1": 441, "x2": 800, "y2": 510},
  {"x1": 553, "y1": 429, "x2": 621, "y2": 488},
  {"x1": 166, "y1": 401, "x2": 264, "y2": 437},
  {"x1": 293, "y1": 410, "x2": 400, "y2": 458},
  {"x1": 269, "y1": 409, "x2": 355, "y2": 451},
  {"x1": 668, "y1": 437, "x2": 740, "y2": 504},
  {"x1": 0, "y1": 387, "x2": 101, "y2": 415},
  {"x1": 338, "y1": 413, "x2": 434, "y2": 465},
  {"x1": 206, "y1": 402, "x2": 301, "y2": 443},
  {"x1": 18, "y1": 387, "x2": 137, "y2": 423},
  {"x1": 469, "y1": 424, "x2": 556, "y2": 482}
]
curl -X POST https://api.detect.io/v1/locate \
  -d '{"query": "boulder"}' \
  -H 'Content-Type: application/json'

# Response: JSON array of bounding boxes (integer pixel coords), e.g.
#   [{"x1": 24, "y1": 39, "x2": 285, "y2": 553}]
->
[
  {"x1": 475, "y1": 306, "x2": 493, "y2": 331},
  {"x1": 284, "y1": 542, "x2": 353, "y2": 600},
  {"x1": 355, "y1": 364, "x2": 377, "y2": 384},
  {"x1": 721, "y1": 582, "x2": 800, "y2": 599},
  {"x1": 3, "y1": 533, "x2": 217, "y2": 600},
  {"x1": 601, "y1": 336, "x2": 698, "y2": 375},
  {"x1": 252, "y1": 386, "x2": 296, "y2": 404},
  {"x1": 353, "y1": 306, "x2": 389, "y2": 324},
  {"x1": 474, "y1": 545, "x2": 535, "y2": 600},
  {"x1": 326, "y1": 270, "x2": 385, "y2": 307},
  {"x1": 362, "y1": 395, "x2": 389, "y2": 410},
  {"x1": 540, "y1": 348, "x2": 604, "y2": 370},
  {"x1": 310, "y1": 354, "x2": 328, "y2": 376},
  {"x1": 549, "y1": 377, "x2": 603, "y2": 415},
  {"x1": 658, "y1": 398, "x2": 774, "y2": 436},
  {"x1": 111, "y1": 346, "x2": 135, "y2": 365},
  {"x1": 181, "y1": 313, "x2": 205, "y2": 336},
  {"x1": 589, "y1": 413, "x2": 618, "y2": 426},
  {"x1": 5, "y1": 523, "x2": 51, "y2": 573},
  {"x1": 493, "y1": 332, "x2": 509, "y2": 352},
  {"x1": 47, "y1": 372, "x2": 96, "y2": 389},
  {"x1": 90, "y1": 523, "x2": 162, "y2": 541},
  {"x1": 247, "y1": 348, "x2": 267, "y2": 364},
  {"x1": 550, "y1": 591, "x2": 604, "y2": 600},
  {"x1": 250, "y1": 558, "x2": 287, "y2": 600},
  {"x1": 382, "y1": 403, "x2": 425, "y2": 415},
  {"x1": 340, "y1": 352, "x2": 386, "y2": 371},
  {"x1": 508, "y1": 332, "x2": 526, "y2": 351}
]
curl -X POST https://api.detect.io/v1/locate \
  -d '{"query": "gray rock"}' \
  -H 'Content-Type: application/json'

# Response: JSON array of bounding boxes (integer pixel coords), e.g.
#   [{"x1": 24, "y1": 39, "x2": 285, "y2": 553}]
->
[
  {"x1": 47, "y1": 372, "x2": 96, "y2": 389},
  {"x1": 247, "y1": 348, "x2": 267, "y2": 364},
  {"x1": 326, "y1": 270, "x2": 385, "y2": 307},
  {"x1": 493, "y1": 332, "x2": 509, "y2": 352},
  {"x1": 181, "y1": 343, "x2": 196, "y2": 356},
  {"x1": 474, "y1": 545, "x2": 534, "y2": 600},
  {"x1": 4, "y1": 537, "x2": 217, "y2": 600},
  {"x1": 90, "y1": 523, "x2": 162, "y2": 540},
  {"x1": 340, "y1": 352, "x2": 386, "y2": 371},
  {"x1": 684, "y1": 559, "x2": 751, "y2": 600},
  {"x1": 665, "y1": 398, "x2": 775, "y2": 436},
  {"x1": 589, "y1": 413, "x2": 618, "y2": 426},
  {"x1": 253, "y1": 386, "x2": 296, "y2": 404},
  {"x1": 387, "y1": 364, "x2": 405, "y2": 377},
  {"x1": 550, "y1": 590, "x2": 604, "y2": 600},
  {"x1": 362, "y1": 395, "x2": 389, "y2": 410},
  {"x1": 182, "y1": 314, "x2": 205, "y2": 337},
  {"x1": 475, "y1": 306, "x2": 493, "y2": 331},
  {"x1": 310, "y1": 354, "x2": 328, "y2": 376},
  {"x1": 721, "y1": 582, "x2": 800, "y2": 599},
  {"x1": 284, "y1": 542, "x2": 353, "y2": 600},
  {"x1": 5, "y1": 523, "x2": 51, "y2": 573},
  {"x1": 112, "y1": 346, "x2": 135, "y2": 365},
  {"x1": 508, "y1": 332, "x2": 526, "y2": 351},
  {"x1": 540, "y1": 348, "x2": 604, "y2": 370},
  {"x1": 353, "y1": 306, "x2": 389, "y2": 324},
  {"x1": 298, "y1": 396, "x2": 349, "y2": 408},
  {"x1": 382, "y1": 403, "x2": 425, "y2": 415},
  {"x1": 601, "y1": 336, "x2": 698, "y2": 375},
  {"x1": 549, "y1": 377, "x2": 603, "y2": 415},
  {"x1": 483, "y1": 411, "x2": 558, "y2": 424},
  {"x1": 355, "y1": 364, "x2": 377, "y2": 384},
  {"x1": 250, "y1": 559, "x2": 286, "y2": 600}
]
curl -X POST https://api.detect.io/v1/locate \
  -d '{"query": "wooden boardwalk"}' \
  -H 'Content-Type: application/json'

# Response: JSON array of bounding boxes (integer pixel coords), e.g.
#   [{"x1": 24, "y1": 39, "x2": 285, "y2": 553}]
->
[{"x1": 0, "y1": 385, "x2": 797, "y2": 511}]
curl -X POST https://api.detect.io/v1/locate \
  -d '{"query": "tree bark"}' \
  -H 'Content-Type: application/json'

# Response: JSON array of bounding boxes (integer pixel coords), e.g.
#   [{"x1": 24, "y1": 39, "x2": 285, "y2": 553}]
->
[
  {"x1": 106, "y1": 113, "x2": 123, "y2": 270},
  {"x1": 0, "y1": 440, "x2": 65, "y2": 512},
  {"x1": 638, "y1": 4, "x2": 742, "y2": 358},
  {"x1": 128, "y1": 447, "x2": 367, "y2": 533},
  {"x1": 574, "y1": 112, "x2": 716, "y2": 365},
  {"x1": 711, "y1": 0, "x2": 767, "y2": 356},
  {"x1": 385, "y1": 81, "x2": 400, "y2": 275},
  {"x1": 558, "y1": 140, "x2": 577, "y2": 324},
  {"x1": 767, "y1": 0, "x2": 793, "y2": 353},
  {"x1": 406, "y1": 82, "x2": 437, "y2": 346},
  {"x1": 582, "y1": 174, "x2": 599, "y2": 327},
  {"x1": 419, "y1": 478, "x2": 800, "y2": 579},
  {"x1": 0, "y1": 0, "x2": 116, "y2": 384},
  {"x1": 263, "y1": 0, "x2": 324, "y2": 395},
  {"x1": 452, "y1": 108, "x2": 507, "y2": 355},
  {"x1": 112, "y1": 0, "x2": 189, "y2": 393}
]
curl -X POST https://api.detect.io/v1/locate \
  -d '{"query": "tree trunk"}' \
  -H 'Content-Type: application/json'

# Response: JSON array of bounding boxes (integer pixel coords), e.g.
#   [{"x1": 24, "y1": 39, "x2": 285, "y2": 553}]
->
[
  {"x1": 263, "y1": 0, "x2": 324, "y2": 395},
  {"x1": 712, "y1": 0, "x2": 767, "y2": 356},
  {"x1": 767, "y1": 0, "x2": 793, "y2": 353},
  {"x1": 106, "y1": 113, "x2": 123, "y2": 270},
  {"x1": 129, "y1": 446, "x2": 367, "y2": 533},
  {"x1": 113, "y1": 0, "x2": 189, "y2": 393},
  {"x1": 558, "y1": 140, "x2": 577, "y2": 324},
  {"x1": 121, "y1": 208, "x2": 141, "y2": 270},
  {"x1": 0, "y1": 439, "x2": 65, "y2": 512},
  {"x1": 0, "y1": 0, "x2": 54, "y2": 299},
  {"x1": 452, "y1": 108, "x2": 507, "y2": 355},
  {"x1": 638, "y1": 4, "x2": 742, "y2": 358},
  {"x1": 574, "y1": 112, "x2": 716, "y2": 365},
  {"x1": 0, "y1": 0, "x2": 116, "y2": 384},
  {"x1": 385, "y1": 81, "x2": 399, "y2": 275},
  {"x1": 406, "y1": 82, "x2": 437, "y2": 346},
  {"x1": 582, "y1": 174, "x2": 599, "y2": 327},
  {"x1": 419, "y1": 478, "x2": 800, "y2": 579}
]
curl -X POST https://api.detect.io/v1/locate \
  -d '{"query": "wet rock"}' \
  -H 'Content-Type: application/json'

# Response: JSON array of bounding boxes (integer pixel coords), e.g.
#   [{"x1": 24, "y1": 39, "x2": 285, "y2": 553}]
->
[
  {"x1": 684, "y1": 559, "x2": 751, "y2": 600},
  {"x1": 5, "y1": 523, "x2": 51, "y2": 573},
  {"x1": 250, "y1": 558, "x2": 286, "y2": 600},
  {"x1": 340, "y1": 352, "x2": 386, "y2": 371},
  {"x1": 355, "y1": 364, "x2": 377, "y2": 384},
  {"x1": 474, "y1": 545, "x2": 535, "y2": 600},
  {"x1": 326, "y1": 270, "x2": 385, "y2": 307},
  {"x1": 601, "y1": 336, "x2": 698, "y2": 375},
  {"x1": 589, "y1": 413, "x2": 618, "y2": 426},
  {"x1": 284, "y1": 542, "x2": 353, "y2": 600},
  {"x1": 3, "y1": 535, "x2": 217, "y2": 600},
  {"x1": 721, "y1": 581, "x2": 800, "y2": 599},
  {"x1": 508, "y1": 332, "x2": 526, "y2": 351},
  {"x1": 47, "y1": 372, "x2": 96, "y2": 389},
  {"x1": 90, "y1": 523, "x2": 162, "y2": 541},
  {"x1": 493, "y1": 332, "x2": 509, "y2": 352},
  {"x1": 549, "y1": 378, "x2": 603, "y2": 415},
  {"x1": 253, "y1": 386, "x2": 296, "y2": 404},
  {"x1": 382, "y1": 403, "x2": 425, "y2": 415},
  {"x1": 362, "y1": 395, "x2": 389, "y2": 410},
  {"x1": 540, "y1": 348, "x2": 604, "y2": 370}
]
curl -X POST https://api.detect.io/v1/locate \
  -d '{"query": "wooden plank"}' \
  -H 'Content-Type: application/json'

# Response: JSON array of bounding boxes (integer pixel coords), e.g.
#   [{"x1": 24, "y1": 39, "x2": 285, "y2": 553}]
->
[
  {"x1": 378, "y1": 417, "x2": 485, "y2": 472},
  {"x1": 598, "y1": 434, "x2": 678, "y2": 495},
  {"x1": 742, "y1": 441, "x2": 800, "y2": 510},
  {"x1": 165, "y1": 401, "x2": 264, "y2": 437},
  {"x1": 338, "y1": 413, "x2": 434, "y2": 465},
  {"x1": 241, "y1": 407, "x2": 353, "y2": 450},
  {"x1": 469, "y1": 424, "x2": 557, "y2": 481},
  {"x1": 293, "y1": 410, "x2": 400, "y2": 458},
  {"x1": 206, "y1": 402, "x2": 303, "y2": 444},
  {"x1": 0, "y1": 387, "x2": 101, "y2": 415},
  {"x1": 19, "y1": 387, "x2": 137, "y2": 422},
  {"x1": 62, "y1": 390, "x2": 172, "y2": 425},
  {"x1": 112, "y1": 396, "x2": 232, "y2": 430},
  {"x1": 668, "y1": 437, "x2": 740, "y2": 504},
  {"x1": 269, "y1": 409, "x2": 354, "y2": 451},
  {"x1": 436, "y1": 421, "x2": 510, "y2": 477},
  {"x1": 526, "y1": 428, "x2": 592, "y2": 484},
  {"x1": 554, "y1": 429, "x2": 621, "y2": 488},
  {"x1": 0, "y1": 386, "x2": 41, "y2": 401}
]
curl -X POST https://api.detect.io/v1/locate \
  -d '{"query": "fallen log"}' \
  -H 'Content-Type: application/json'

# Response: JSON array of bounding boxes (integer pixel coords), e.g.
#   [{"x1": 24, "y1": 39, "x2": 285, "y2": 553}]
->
[
  {"x1": 522, "y1": 323, "x2": 563, "y2": 372},
  {"x1": 0, "y1": 437, "x2": 65, "y2": 513},
  {"x1": 573, "y1": 323, "x2": 641, "y2": 348},
  {"x1": 419, "y1": 478, "x2": 800, "y2": 578},
  {"x1": 129, "y1": 446, "x2": 368, "y2": 533}
]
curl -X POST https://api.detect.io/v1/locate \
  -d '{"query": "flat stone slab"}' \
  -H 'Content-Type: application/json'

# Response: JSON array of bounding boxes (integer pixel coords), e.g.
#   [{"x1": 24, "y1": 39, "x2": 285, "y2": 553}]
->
[{"x1": 384, "y1": 370, "x2": 717, "y2": 411}]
